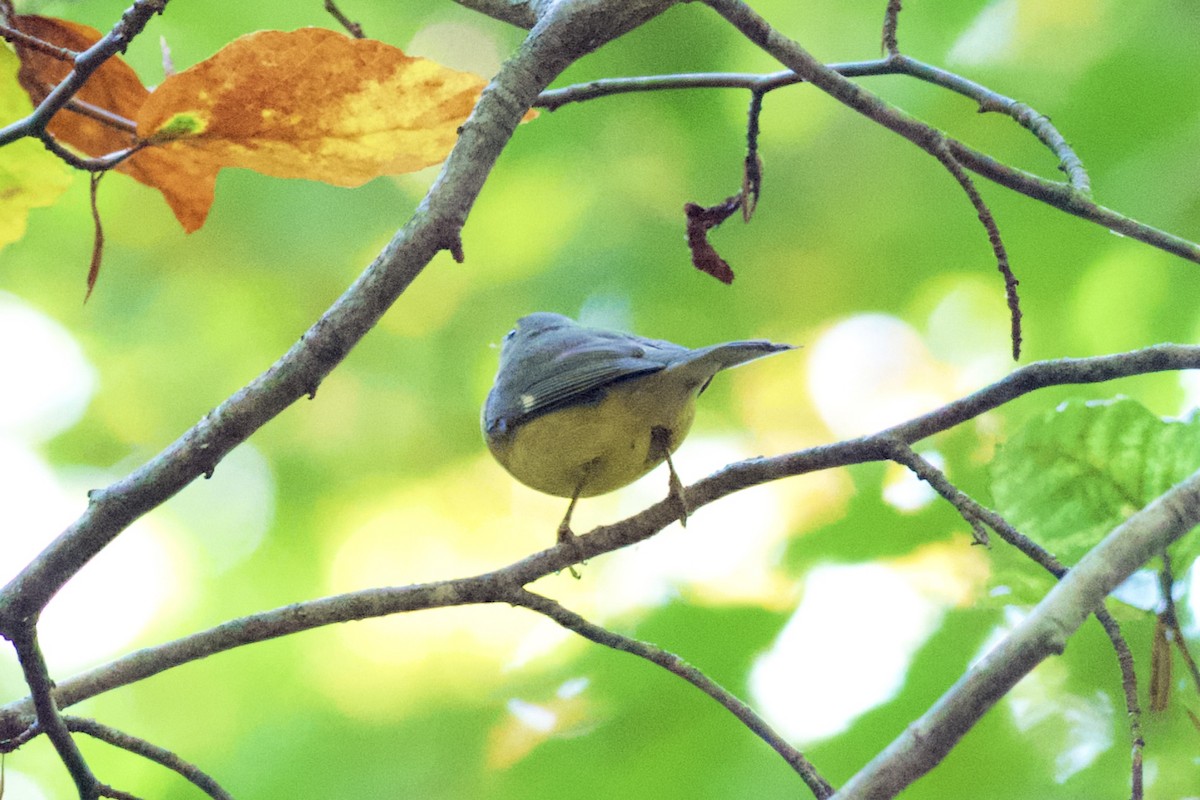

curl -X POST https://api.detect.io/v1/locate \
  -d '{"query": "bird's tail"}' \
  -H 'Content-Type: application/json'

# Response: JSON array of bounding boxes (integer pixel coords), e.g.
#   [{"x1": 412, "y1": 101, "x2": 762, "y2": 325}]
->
[{"x1": 671, "y1": 340, "x2": 795, "y2": 385}]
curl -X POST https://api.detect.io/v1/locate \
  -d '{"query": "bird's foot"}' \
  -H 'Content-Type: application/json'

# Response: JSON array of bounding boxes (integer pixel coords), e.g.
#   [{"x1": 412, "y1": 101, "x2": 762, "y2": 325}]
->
[{"x1": 665, "y1": 449, "x2": 690, "y2": 528}]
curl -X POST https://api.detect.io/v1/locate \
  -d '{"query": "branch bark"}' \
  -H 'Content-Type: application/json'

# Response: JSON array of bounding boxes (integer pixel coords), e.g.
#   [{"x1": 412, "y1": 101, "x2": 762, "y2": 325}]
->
[
  {"x1": 3, "y1": 343, "x2": 1198, "y2": 752},
  {"x1": 835, "y1": 466, "x2": 1200, "y2": 798}
]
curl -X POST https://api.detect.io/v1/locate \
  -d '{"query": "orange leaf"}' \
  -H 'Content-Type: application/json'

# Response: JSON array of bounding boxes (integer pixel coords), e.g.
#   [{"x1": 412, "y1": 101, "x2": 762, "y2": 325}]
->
[
  {"x1": 12, "y1": 15, "x2": 221, "y2": 232},
  {"x1": 137, "y1": 28, "x2": 507, "y2": 188},
  {"x1": 13, "y1": 15, "x2": 146, "y2": 157},
  {"x1": 12, "y1": 23, "x2": 529, "y2": 233}
]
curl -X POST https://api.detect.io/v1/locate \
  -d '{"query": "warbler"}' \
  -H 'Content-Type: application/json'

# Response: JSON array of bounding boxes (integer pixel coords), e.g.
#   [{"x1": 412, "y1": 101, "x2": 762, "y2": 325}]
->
[{"x1": 482, "y1": 312, "x2": 793, "y2": 545}]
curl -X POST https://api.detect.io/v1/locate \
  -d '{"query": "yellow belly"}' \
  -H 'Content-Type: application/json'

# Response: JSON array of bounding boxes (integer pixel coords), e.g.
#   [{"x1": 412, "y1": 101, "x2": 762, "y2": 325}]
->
[{"x1": 487, "y1": 372, "x2": 699, "y2": 498}]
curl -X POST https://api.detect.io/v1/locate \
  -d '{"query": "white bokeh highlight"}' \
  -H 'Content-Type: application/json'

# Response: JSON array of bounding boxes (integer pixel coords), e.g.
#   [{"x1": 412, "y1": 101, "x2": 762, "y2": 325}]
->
[
  {"x1": 0, "y1": 291, "x2": 96, "y2": 442},
  {"x1": 948, "y1": 0, "x2": 1016, "y2": 65},
  {"x1": 807, "y1": 314, "x2": 951, "y2": 439},
  {"x1": 749, "y1": 562, "x2": 948, "y2": 742},
  {"x1": 0, "y1": 294, "x2": 193, "y2": 673},
  {"x1": 883, "y1": 449, "x2": 943, "y2": 512}
]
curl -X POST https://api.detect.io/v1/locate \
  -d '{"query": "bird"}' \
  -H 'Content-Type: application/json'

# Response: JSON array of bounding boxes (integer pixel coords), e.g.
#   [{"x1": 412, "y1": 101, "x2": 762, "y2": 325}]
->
[{"x1": 481, "y1": 312, "x2": 794, "y2": 552}]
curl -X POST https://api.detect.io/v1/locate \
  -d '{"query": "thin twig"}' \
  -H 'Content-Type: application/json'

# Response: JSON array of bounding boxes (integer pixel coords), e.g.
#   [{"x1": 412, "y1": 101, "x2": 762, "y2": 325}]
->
[
  {"x1": 928, "y1": 143, "x2": 1022, "y2": 359},
  {"x1": 0, "y1": 0, "x2": 169, "y2": 147},
  {"x1": 38, "y1": 134, "x2": 144, "y2": 172},
  {"x1": 323, "y1": 0, "x2": 365, "y2": 38},
  {"x1": 881, "y1": 0, "x2": 902, "y2": 56},
  {"x1": 535, "y1": 58, "x2": 1092, "y2": 196},
  {"x1": 65, "y1": 717, "x2": 234, "y2": 800},
  {"x1": 883, "y1": 439, "x2": 1144, "y2": 797},
  {"x1": 508, "y1": 588, "x2": 834, "y2": 798},
  {"x1": 86, "y1": 171, "x2": 105, "y2": 301},
  {"x1": 0, "y1": 23, "x2": 77, "y2": 60},
  {"x1": 1159, "y1": 556, "x2": 1200, "y2": 695},
  {"x1": 889, "y1": 55, "x2": 1090, "y2": 194},
  {"x1": 9, "y1": 629, "x2": 100, "y2": 799},
  {"x1": 742, "y1": 89, "x2": 764, "y2": 221},
  {"x1": 39, "y1": 133, "x2": 148, "y2": 171},
  {"x1": 60, "y1": 98, "x2": 139, "y2": 136},
  {"x1": 883, "y1": 440, "x2": 989, "y2": 545},
  {"x1": 1093, "y1": 610, "x2": 1145, "y2": 800}
]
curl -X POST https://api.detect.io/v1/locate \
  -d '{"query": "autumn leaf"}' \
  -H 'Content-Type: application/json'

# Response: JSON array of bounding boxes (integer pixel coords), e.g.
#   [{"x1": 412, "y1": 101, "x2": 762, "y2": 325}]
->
[
  {"x1": 138, "y1": 27, "x2": 516, "y2": 187},
  {"x1": 12, "y1": 21, "x2": 531, "y2": 233}
]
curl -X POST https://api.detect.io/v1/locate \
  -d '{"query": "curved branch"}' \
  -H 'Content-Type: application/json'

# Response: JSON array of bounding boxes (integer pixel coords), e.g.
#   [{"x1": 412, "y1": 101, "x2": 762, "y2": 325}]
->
[
  {"x1": 39, "y1": 133, "x2": 144, "y2": 172},
  {"x1": 834, "y1": 465, "x2": 1200, "y2": 798},
  {"x1": 889, "y1": 54, "x2": 1089, "y2": 194},
  {"x1": 508, "y1": 588, "x2": 834, "y2": 798},
  {"x1": 538, "y1": 58, "x2": 1093, "y2": 197},
  {"x1": 926, "y1": 142, "x2": 1021, "y2": 357},
  {"x1": 3, "y1": 343, "x2": 1198, "y2": 741},
  {"x1": 65, "y1": 717, "x2": 233, "y2": 800},
  {"x1": 885, "y1": 440, "x2": 1144, "y2": 797}
]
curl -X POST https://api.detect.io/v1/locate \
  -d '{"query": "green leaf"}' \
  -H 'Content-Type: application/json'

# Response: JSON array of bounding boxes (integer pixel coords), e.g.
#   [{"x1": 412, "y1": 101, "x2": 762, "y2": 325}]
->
[{"x1": 990, "y1": 397, "x2": 1200, "y2": 567}]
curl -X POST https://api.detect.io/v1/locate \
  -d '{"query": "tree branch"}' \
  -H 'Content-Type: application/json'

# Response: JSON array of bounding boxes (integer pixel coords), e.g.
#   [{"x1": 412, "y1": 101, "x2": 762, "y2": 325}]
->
[
  {"x1": 508, "y1": 588, "x2": 834, "y2": 798},
  {"x1": 0, "y1": 0, "x2": 168, "y2": 147},
  {"x1": 884, "y1": 441, "x2": 989, "y2": 545},
  {"x1": 835, "y1": 466, "x2": 1200, "y2": 798},
  {"x1": 881, "y1": 0, "x2": 902, "y2": 57},
  {"x1": 8, "y1": 630, "x2": 100, "y2": 799},
  {"x1": 884, "y1": 440, "x2": 1144, "y2": 797},
  {"x1": 927, "y1": 141, "x2": 1022, "y2": 358},
  {"x1": 3, "y1": 344, "x2": 1197, "y2": 747},
  {"x1": 65, "y1": 717, "x2": 233, "y2": 800},
  {"x1": 702, "y1": 0, "x2": 1200, "y2": 267}
]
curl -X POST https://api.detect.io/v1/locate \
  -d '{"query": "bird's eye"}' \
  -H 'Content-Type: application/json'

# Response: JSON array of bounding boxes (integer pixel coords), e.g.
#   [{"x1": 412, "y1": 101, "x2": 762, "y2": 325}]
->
[{"x1": 504, "y1": 329, "x2": 517, "y2": 341}]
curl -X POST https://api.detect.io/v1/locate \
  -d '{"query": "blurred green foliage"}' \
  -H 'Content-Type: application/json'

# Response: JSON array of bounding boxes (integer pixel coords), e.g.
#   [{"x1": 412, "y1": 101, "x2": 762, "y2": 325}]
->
[{"x1": 3, "y1": 0, "x2": 1200, "y2": 798}]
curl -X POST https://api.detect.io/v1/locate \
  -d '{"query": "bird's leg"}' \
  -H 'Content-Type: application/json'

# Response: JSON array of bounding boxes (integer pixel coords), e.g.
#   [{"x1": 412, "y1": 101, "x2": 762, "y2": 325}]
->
[
  {"x1": 557, "y1": 495, "x2": 584, "y2": 579},
  {"x1": 557, "y1": 493, "x2": 580, "y2": 545},
  {"x1": 652, "y1": 426, "x2": 689, "y2": 527},
  {"x1": 558, "y1": 466, "x2": 597, "y2": 578}
]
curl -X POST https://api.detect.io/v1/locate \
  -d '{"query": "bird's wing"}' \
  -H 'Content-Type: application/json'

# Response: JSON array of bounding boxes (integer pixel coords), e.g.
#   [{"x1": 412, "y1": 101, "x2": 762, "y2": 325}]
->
[
  {"x1": 519, "y1": 352, "x2": 661, "y2": 414},
  {"x1": 488, "y1": 333, "x2": 685, "y2": 426}
]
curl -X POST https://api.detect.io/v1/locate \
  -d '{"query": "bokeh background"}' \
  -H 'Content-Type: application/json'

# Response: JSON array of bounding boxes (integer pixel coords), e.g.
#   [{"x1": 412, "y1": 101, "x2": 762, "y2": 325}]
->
[{"x1": 3, "y1": 0, "x2": 1200, "y2": 797}]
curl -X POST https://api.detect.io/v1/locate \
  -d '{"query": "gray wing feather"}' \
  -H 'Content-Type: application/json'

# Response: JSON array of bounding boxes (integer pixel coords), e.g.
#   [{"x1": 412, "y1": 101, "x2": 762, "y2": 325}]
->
[{"x1": 486, "y1": 334, "x2": 683, "y2": 427}]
